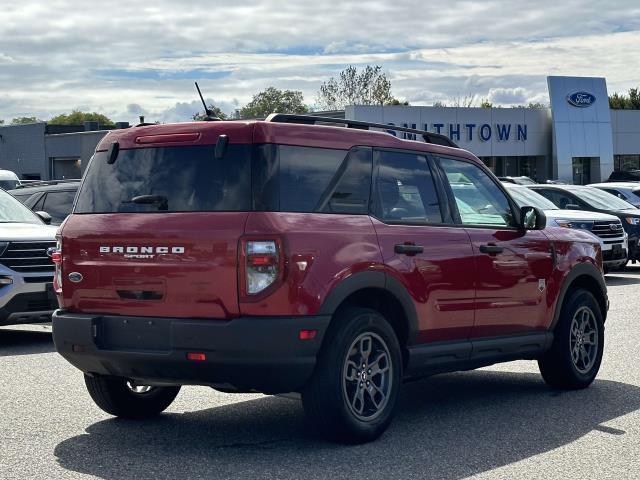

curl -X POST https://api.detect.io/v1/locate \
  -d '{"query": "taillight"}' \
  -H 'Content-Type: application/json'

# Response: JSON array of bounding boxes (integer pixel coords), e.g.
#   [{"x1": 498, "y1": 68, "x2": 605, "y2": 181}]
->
[
  {"x1": 52, "y1": 238, "x2": 63, "y2": 294},
  {"x1": 240, "y1": 239, "x2": 282, "y2": 297}
]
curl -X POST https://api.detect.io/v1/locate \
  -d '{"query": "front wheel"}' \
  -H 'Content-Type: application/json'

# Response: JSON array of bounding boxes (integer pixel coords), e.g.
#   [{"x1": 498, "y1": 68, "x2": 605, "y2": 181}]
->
[
  {"x1": 302, "y1": 307, "x2": 402, "y2": 444},
  {"x1": 84, "y1": 374, "x2": 180, "y2": 419},
  {"x1": 538, "y1": 289, "x2": 604, "y2": 389}
]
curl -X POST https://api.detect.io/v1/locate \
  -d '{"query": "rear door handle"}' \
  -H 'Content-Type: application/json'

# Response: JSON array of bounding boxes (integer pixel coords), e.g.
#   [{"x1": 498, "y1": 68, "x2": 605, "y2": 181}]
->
[
  {"x1": 394, "y1": 244, "x2": 424, "y2": 255},
  {"x1": 479, "y1": 244, "x2": 503, "y2": 255}
]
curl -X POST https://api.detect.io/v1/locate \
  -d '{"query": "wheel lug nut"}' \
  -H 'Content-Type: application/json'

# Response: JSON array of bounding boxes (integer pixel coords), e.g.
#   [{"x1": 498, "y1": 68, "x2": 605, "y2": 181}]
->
[
  {"x1": 368, "y1": 369, "x2": 371, "y2": 374},
  {"x1": 359, "y1": 382, "x2": 363, "y2": 388},
  {"x1": 366, "y1": 381, "x2": 370, "y2": 386}
]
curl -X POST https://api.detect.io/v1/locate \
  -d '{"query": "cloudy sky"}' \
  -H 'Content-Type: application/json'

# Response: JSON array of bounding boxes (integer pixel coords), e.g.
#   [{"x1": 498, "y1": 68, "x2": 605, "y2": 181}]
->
[{"x1": 1, "y1": 0, "x2": 639, "y2": 124}]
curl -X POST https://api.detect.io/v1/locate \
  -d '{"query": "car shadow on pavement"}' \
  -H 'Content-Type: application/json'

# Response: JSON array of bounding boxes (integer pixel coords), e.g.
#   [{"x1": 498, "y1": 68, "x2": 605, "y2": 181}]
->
[
  {"x1": 0, "y1": 327, "x2": 54, "y2": 356},
  {"x1": 605, "y1": 274, "x2": 640, "y2": 286},
  {"x1": 53, "y1": 370, "x2": 640, "y2": 480}
]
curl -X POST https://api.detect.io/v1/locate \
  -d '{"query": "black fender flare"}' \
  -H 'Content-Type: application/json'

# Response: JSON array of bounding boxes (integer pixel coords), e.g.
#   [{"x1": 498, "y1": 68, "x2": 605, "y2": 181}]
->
[
  {"x1": 318, "y1": 271, "x2": 419, "y2": 344},
  {"x1": 550, "y1": 263, "x2": 607, "y2": 331}
]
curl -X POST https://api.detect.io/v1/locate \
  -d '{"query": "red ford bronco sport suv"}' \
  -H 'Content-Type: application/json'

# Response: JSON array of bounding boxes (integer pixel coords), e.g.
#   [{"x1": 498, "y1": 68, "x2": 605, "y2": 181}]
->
[{"x1": 52, "y1": 114, "x2": 607, "y2": 444}]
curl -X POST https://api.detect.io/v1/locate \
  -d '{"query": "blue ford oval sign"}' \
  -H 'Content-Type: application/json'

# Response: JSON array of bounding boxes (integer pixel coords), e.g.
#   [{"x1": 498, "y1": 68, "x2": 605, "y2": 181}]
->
[{"x1": 567, "y1": 92, "x2": 596, "y2": 108}]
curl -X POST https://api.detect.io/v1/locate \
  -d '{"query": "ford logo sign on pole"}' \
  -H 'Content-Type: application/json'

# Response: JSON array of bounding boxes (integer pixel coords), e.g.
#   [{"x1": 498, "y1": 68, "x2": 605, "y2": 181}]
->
[{"x1": 567, "y1": 92, "x2": 596, "y2": 108}]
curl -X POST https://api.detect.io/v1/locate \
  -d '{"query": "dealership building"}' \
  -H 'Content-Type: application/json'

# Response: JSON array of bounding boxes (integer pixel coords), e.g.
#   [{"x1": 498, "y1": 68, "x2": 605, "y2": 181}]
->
[
  {"x1": 345, "y1": 76, "x2": 640, "y2": 184},
  {"x1": 0, "y1": 75, "x2": 638, "y2": 184}
]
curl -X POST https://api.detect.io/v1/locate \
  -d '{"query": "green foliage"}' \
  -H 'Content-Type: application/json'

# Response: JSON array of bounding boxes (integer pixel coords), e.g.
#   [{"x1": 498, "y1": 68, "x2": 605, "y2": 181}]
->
[
  {"x1": 48, "y1": 110, "x2": 114, "y2": 126},
  {"x1": 239, "y1": 87, "x2": 308, "y2": 118},
  {"x1": 387, "y1": 98, "x2": 410, "y2": 106},
  {"x1": 479, "y1": 99, "x2": 493, "y2": 108},
  {"x1": 609, "y1": 88, "x2": 640, "y2": 109},
  {"x1": 192, "y1": 104, "x2": 228, "y2": 121},
  {"x1": 11, "y1": 116, "x2": 41, "y2": 124},
  {"x1": 316, "y1": 65, "x2": 400, "y2": 110},
  {"x1": 0, "y1": 119, "x2": 4, "y2": 125}
]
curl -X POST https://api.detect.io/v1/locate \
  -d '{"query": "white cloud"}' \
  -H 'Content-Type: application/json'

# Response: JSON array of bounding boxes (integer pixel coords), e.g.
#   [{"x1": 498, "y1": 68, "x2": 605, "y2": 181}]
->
[{"x1": 0, "y1": 0, "x2": 638, "y2": 123}]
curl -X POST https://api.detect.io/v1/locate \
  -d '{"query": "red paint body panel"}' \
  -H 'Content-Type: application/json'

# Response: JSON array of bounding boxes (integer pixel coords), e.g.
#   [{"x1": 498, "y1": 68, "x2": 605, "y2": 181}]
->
[
  {"x1": 59, "y1": 213, "x2": 247, "y2": 319},
  {"x1": 241, "y1": 212, "x2": 382, "y2": 317},
  {"x1": 466, "y1": 228, "x2": 555, "y2": 337},
  {"x1": 372, "y1": 220, "x2": 475, "y2": 342}
]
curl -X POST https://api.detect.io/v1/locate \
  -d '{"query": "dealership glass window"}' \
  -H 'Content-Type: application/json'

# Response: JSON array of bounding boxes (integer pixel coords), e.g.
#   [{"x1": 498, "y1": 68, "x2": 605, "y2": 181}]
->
[
  {"x1": 614, "y1": 155, "x2": 640, "y2": 171},
  {"x1": 572, "y1": 157, "x2": 592, "y2": 185}
]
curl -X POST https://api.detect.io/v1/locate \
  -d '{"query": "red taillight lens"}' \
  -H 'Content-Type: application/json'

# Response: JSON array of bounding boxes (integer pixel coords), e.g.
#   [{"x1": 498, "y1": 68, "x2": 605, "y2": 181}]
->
[
  {"x1": 52, "y1": 238, "x2": 63, "y2": 294},
  {"x1": 241, "y1": 239, "x2": 281, "y2": 296},
  {"x1": 187, "y1": 352, "x2": 206, "y2": 361},
  {"x1": 299, "y1": 329, "x2": 317, "y2": 340}
]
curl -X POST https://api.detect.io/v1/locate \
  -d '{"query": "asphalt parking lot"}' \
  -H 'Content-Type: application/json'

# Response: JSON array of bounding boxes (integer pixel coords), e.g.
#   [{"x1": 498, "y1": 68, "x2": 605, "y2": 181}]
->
[{"x1": 1, "y1": 270, "x2": 639, "y2": 480}]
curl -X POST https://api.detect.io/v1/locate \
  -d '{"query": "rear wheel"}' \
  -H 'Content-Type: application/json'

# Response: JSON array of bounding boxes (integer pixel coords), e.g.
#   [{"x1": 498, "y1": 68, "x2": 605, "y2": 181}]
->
[
  {"x1": 302, "y1": 307, "x2": 401, "y2": 444},
  {"x1": 538, "y1": 289, "x2": 604, "y2": 389},
  {"x1": 84, "y1": 374, "x2": 180, "y2": 419}
]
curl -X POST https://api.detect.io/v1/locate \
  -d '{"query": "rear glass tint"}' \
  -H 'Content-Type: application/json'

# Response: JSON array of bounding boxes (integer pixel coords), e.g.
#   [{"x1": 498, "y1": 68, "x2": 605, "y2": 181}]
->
[
  {"x1": 75, "y1": 145, "x2": 251, "y2": 213},
  {"x1": 253, "y1": 145, "x2": 351, "y2": 213}
]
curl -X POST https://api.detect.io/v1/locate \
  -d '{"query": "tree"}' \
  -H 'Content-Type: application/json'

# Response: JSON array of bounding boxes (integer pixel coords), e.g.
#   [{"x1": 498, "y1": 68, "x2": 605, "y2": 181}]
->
[
  {"x1": 387, "y1": 99, "x2": 410, "y2": 106},
  {"x1": 316, "y1": 65, "x2": 401, "y2": 110},
  {"x1": 239, "y1": 87, "x2": 308, "y2": 118},
  {"x1": 609, "y1": 88, "x2": 640, "y2": 109},
  {"x1": 11, "y1": 116, "x2": 41, "y2": 124},
  {"x1": 192, "y1": 104, "x2": 228, "y2": 121},
  {"x1": 48, "y1": 110, "x2": 114, "y2": 125},
  {"x1": 479, "y1": 99, "x2": 493, "y2": 108},
  {"x1": 0, "y1": 119, "x2": 4, "y2": 125}
]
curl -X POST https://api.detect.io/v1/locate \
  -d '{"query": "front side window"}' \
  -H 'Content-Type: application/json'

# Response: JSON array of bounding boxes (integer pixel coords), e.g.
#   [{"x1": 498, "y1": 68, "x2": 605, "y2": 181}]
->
[
  {"x1": 42, "y1": 190, "x2": 77, "y2": 224},
  {"x1": 372, "y1": 150, "x2": 443, "y2": 224},
  {"x1": 438, "y1": 157, "x2": 515, "y2": 227},
  {"x1": 532, "y1": 189, "x2": 581, "y2": 210}
]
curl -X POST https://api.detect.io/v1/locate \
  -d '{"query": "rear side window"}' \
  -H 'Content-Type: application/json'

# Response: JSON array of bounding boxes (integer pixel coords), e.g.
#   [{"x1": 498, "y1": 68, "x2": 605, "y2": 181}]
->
[
  {"x1": 42, "y1": 190, "x2": 77, "y2": 224},
  {"x1": 75, "y1": 145, "x2": 251, "y2": 213},
  {"x1": 372, "y1": 150, "x2": 443, "y2": 224},
  {"x1": 253, "y1": 145, "x2": 371, "y2": 214}
]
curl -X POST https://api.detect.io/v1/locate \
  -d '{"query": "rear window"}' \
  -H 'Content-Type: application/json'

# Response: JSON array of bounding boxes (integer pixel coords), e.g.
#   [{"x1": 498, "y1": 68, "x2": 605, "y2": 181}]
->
[{"x1": 75, "y1": 145, "x2": 251, "y2": 213}]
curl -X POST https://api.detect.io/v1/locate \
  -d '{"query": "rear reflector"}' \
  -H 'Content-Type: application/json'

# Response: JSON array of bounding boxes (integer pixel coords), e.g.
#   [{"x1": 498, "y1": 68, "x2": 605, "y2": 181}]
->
[
  {"x1": 299, "y1": 329, "x2": 317, "y2": 340},
  {"x1": 135, "y1": 132, "x2": 201, "y2": 144},
  {"x1": 187, "y1": 352, "x2": 206, "y2": 361}
]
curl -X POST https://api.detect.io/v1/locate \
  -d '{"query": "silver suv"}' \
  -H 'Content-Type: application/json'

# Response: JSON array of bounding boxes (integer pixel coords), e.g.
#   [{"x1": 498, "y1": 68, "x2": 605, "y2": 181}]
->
[{"x1": 0, "y1": 189, "x2": 58, "y2": 326}]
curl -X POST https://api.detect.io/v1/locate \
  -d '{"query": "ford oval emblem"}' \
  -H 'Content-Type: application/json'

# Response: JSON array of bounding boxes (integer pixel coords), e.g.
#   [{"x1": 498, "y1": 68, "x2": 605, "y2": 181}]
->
[
  {"x1": 68, "y1": 272, "x2": 83, "y2": 283},
  {"x1": 567, "y1": 91, "x2": 596, "y2": 108}
]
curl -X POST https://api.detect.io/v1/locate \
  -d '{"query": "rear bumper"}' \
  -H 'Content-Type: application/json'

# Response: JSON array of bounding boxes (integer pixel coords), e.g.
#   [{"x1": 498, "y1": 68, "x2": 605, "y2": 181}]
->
[{"x1": 52, "y1": 311, "x2": 330, "y2": 394}]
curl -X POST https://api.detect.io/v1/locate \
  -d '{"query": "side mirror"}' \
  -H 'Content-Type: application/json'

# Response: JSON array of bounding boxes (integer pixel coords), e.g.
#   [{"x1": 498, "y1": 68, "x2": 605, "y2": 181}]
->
[
  {"x1": 35, "y1": 211, "x2": 52, "y2": 225},
  {"x1": 565, "y1": 204, "x2": 581, "y2": 210},
  {"x1": 520, "y1": 206, "x2": 546, "y2": 230}
]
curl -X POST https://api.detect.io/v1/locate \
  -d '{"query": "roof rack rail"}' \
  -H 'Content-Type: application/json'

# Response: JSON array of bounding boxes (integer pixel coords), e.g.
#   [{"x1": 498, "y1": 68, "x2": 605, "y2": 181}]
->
[
  {"x1": 12, "y1": 179, "x2": 81, "y2": 189},
  {"x1": 264, "y1": 113, "x2": 459, "y2": 148}
]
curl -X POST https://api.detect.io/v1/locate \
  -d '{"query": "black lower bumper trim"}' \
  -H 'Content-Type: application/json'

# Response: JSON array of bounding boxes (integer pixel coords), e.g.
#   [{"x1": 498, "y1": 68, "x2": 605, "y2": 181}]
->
[
  {"x1": 52, "y1": 311, "x2": 331, "y2": 394},
  {"x1": 0, "y1": 291, "x2": 56, "y2": 325}
]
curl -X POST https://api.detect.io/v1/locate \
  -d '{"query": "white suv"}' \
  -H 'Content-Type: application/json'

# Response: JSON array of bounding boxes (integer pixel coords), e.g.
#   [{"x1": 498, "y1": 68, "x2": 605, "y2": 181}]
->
[
  {"x1": 0, "y1": 189, "x2": 58, "y2": 326},
  {"x1": 505, "y1": 184, "x2": 627, "y2": 271}
]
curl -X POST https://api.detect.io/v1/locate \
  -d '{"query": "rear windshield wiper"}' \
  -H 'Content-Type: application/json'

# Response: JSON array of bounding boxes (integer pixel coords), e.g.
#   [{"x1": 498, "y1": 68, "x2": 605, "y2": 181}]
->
[{"x1": 125, "y1": 195, "x2": 168, "y2": 211}]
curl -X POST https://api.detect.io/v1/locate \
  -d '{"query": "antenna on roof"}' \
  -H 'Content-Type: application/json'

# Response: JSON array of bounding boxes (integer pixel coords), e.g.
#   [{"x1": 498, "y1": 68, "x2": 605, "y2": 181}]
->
[{"x1": 194, "y1": 82, "x2": 221, "y2": 121}]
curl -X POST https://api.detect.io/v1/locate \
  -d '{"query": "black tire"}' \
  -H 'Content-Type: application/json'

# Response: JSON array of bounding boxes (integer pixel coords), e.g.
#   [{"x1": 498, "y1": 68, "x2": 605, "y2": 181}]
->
[
  {"x1": 302, "y1": 307, "x2": 402, "y2": 444},
  {"x1": 84, "y1": 374, "x2": 180, "y2": 419},
  {"x1": 538, "y1": 288, "x2": 604, "y2": 389}
]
